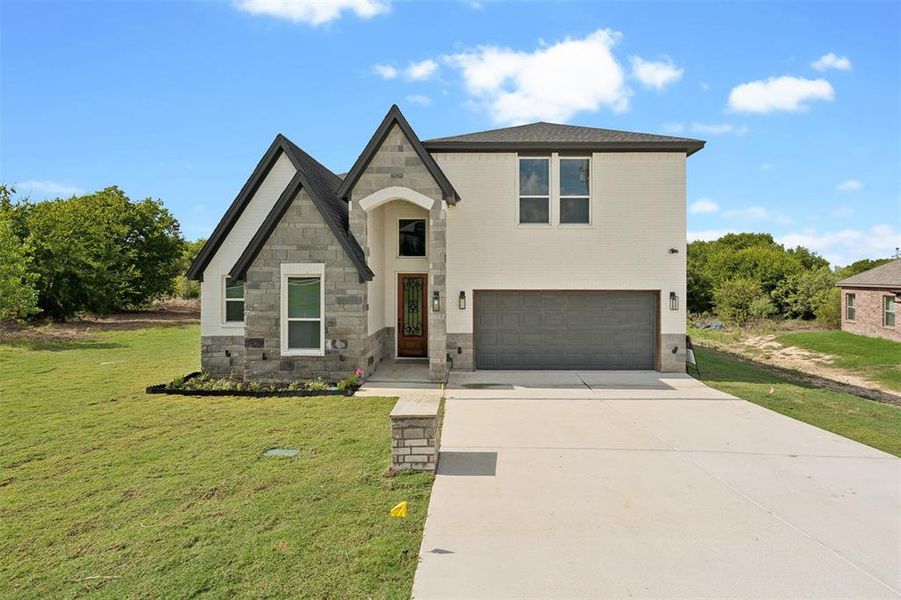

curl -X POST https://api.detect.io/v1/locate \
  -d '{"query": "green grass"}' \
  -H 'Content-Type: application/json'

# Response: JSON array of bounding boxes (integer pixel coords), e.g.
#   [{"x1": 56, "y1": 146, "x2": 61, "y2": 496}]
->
[
  {"x1": 0, "y1": 325, "x2": 431, "y2": 599},
  {"x1": 776, "y1": 330, "x2": 901, "y2": 392},
  {"x1": 695, "y1": 347, "x2": 901, "y2": 457}
]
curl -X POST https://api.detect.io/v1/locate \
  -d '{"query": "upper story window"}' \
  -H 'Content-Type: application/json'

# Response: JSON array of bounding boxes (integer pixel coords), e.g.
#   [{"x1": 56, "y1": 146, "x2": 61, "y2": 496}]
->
[
  {"x1": 559, "y1": 157, "x2": 590, "y2": 224},
  {"x1": 518, "y1": 155, "x2": 590, "y2": 225},
  {"x1": 845, "y1": 293, "x2": 856, "y2": 321},
  {"x1": 885, "y1": 296, "x2": 896, "y2": 327},
  {"x1": 518, "y1": 157, "x2": 550, "y2": 224},
  {"x1": 224, "y1": 277, "x2": 244, "y2": 323},
  {"x1": 399, "y1": 219, "x2": 426, "y2": 257}
]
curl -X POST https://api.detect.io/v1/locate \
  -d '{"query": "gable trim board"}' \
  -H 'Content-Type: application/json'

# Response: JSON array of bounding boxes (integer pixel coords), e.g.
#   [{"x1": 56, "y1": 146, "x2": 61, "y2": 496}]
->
[{"x1": 336, "y1": 105, "x2": 460, "y2": 205}]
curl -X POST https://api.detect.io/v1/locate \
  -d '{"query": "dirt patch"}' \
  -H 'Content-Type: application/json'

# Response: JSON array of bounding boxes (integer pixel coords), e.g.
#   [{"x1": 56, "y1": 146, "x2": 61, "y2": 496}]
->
[
  {"x1": 0, "y1": 299, "x2": 199, "y2": 344},
  {"x1": 700, "y1": 333, "x2": 900, "y2": 403}
]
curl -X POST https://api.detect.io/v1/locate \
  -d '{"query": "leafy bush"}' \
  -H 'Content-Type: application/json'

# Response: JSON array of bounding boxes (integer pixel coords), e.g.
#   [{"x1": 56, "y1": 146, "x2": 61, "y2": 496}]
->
[
  {"x1": 712, "y1": 278, "x2": 772, "y2": 326},
  {"x1": 771, "y1": 267, "x2": 836, "y2": 319},
  {"x1": 815, "y1": 287, "x2": 842, "y2": 328}
]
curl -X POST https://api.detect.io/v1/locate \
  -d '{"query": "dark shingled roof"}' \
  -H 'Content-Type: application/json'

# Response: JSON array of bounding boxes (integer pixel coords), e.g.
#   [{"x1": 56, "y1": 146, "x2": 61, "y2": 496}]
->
[
  {"x1": 837, "y1": 259, "x2": 901, "y2": 289},
  {"x1": 424, "y1": 121, "x2": 705, "y2": 155}
]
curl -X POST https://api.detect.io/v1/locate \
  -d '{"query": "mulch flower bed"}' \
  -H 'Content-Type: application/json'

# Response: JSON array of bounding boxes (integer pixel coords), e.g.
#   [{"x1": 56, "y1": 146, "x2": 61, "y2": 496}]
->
[{"x1": 146, "y1": 371, "x2": 360, "y2": 397}]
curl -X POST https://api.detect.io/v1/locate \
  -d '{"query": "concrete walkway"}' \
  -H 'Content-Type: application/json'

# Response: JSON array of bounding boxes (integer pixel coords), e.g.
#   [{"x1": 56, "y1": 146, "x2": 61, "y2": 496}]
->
[{"x1": 413, "y1": 370, "x2": 901, "y2": 599}]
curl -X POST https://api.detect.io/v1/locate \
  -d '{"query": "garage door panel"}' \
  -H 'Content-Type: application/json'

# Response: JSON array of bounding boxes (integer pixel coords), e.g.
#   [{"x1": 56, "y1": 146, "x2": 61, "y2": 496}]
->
[{"x1": 475, "y1": 291, "x2": 657, "y2": 370}]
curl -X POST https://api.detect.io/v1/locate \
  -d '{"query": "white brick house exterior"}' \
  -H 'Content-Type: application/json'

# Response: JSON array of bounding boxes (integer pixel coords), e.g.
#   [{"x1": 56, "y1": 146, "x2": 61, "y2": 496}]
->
[{"x1": 188, "y1": 106, "x2": 704, "y2": 381}]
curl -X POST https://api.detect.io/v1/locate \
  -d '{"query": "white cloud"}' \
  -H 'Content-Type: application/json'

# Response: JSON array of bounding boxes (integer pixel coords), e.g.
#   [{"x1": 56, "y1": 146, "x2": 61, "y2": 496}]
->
[
  {"x1": 689, "y1": 122, "x2": 749, "y2": 136},
  {"x1": 831, "y1": 205, "x2": 854, "y2": 218},
  {"x1": 468, "y1": 0, "x2": 484, "y2": 9},
  {"x1": 406, "y1": 94, "x2": 431, "y2": 106},
  {"x1": 812, "y1": 53, "x2": 852, "y2": 72},
  {"x1": 689, "y1": 198, "x2": 720, "y2": 214},
  {"x1": 723, "y1": 205, "x2": 793, "y2": 226},
  {"x1": 405, "y1": 59, "x2": 438, "y2": 81},
  {"x1": 13, "y1": 179, "x2": 84, "y2": 197},
  {"x1": 629, "y1": 56, "x2": 683, "y2": 90},
  {"x1": 777, "y1": 225, "x2": 901, "y2": 266},
  {"x1": 373, "y1": 64, "x2": 398, "y2": 79},
  {"x1": 443, "y1": 29, "x2": 630, "y2": 125},
  {"x1": 727, "y1": 76, "x2": 835, "y2": 113},
  {"x1": 760, "y1": 163, "x2": 774, "y2": 171},
  {"x1": 836, "y1": 178, "x2": 863, "y2": 192},
  {"x1": 700, "y1": 81, "x2": 710, "y2": 92},
  {"x1": 233, "y1": 0, "x2": 388, "y2": 25}
]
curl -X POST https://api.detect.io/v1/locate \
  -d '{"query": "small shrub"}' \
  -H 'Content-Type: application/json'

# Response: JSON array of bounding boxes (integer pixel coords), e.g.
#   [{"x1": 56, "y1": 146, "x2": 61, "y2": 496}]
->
[
  {"x1": 304, "y1": 377, "x2": 329, "y2": 392},
  {"x1": 337, "y1": 374, "x2": 359, "y2": 391}
]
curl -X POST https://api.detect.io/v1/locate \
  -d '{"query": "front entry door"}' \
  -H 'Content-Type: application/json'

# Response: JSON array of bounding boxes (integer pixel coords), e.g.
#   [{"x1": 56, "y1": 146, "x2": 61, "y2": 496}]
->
[{"x1": 397, "y1": 274, "x2": 428, "y2": 357}]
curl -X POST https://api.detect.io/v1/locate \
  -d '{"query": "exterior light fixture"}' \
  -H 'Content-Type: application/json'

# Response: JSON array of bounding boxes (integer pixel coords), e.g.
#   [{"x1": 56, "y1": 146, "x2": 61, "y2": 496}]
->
[
  {"x1": 669, "y1": 292, "x2": 679, "y2": 311},
  {"x1": 669, "y1": 248, "x2": 679, "y2": 254},
  {"x1": 432, "y1": 290, "x2": 440, "y2": 312},
  {"x1": 458, "y1": 291, "x2": 466, "y2": 310}
]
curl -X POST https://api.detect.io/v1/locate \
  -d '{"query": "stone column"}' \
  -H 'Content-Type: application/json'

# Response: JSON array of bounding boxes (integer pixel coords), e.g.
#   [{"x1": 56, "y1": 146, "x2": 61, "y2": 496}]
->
[{"x1": 428, "y1": 200, "x2": 448, "y2": 381}]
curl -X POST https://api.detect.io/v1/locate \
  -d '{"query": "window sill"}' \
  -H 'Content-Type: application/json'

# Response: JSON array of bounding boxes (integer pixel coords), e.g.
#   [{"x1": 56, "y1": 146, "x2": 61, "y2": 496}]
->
[
  {"x1": 221, "y1": 322, "x2": 245, "y2": 328},
  {"x1": 281, "y1": 349, "x2": 325, "y2": 357},
  {"x1": 558, "y1": 223, "x2": 593, "y2": 228}
]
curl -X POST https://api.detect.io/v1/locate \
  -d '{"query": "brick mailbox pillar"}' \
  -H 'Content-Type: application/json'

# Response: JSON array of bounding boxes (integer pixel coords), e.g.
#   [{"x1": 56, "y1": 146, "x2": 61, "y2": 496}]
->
[{"x1": 390, "y1": 396, "x2": 441, "y2": 472}]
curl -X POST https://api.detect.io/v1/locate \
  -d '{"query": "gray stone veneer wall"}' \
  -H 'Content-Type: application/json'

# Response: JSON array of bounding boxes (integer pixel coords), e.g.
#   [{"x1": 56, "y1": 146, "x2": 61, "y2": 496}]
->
[
  {"x1": 242, "y1": 188, "x2": 368, "y2": 383},
  {"x1": 659, "y1": 333, "x2": 687, "y2": 372},
  {"x1": 446, "y1": 333, "x2": 474, "y2": 371},
  {"x1": 348, "y1": 123, "x2": 448, "y2": 381},
  {"x1": 201, "y1": 335, "x2": 246, "y2": 378}
]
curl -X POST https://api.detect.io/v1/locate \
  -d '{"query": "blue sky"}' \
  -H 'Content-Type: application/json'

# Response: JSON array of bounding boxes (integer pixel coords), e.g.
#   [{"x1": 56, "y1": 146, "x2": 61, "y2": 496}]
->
[{"x1": 2, "y1": 0, "x2": 899, "y2": 265}]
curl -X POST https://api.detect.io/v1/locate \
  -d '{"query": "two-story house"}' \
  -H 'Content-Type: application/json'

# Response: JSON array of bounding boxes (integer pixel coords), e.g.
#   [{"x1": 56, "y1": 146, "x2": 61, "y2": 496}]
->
[{"x1": 187, "y1": 105, "x2": 705, "y2": 382}]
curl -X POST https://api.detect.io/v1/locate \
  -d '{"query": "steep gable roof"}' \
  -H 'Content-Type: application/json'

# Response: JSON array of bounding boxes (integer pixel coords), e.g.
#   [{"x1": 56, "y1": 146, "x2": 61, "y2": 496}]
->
[
  {"x1": 336, "y1": 105, "x2": 460, "y2": 204},
  {"x1": 424, "y1": 121, "x2": 706, "y2": 156},
  {"x1": 187, "y1": 135, "x2": 373, "y2": 282},
  {"x1": 837, "y1": 259, "x2": 901, "y2": 289}
]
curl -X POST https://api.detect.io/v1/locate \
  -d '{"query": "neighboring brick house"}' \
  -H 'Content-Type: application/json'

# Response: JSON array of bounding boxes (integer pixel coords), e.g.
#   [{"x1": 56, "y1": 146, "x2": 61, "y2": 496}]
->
[
  {"x1": 836, "y1": 259, "x2": 900, "y2": 343},
  {"x1": 187, "y1": 105, "x2": 705, "y2": 382}
]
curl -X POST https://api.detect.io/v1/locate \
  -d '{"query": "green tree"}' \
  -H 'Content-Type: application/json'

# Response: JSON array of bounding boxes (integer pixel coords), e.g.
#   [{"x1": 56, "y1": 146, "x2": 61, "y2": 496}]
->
[
  {"x1": 7, "y1": 186, "x2": 185, "y2": 319},
  {"x1": 771, "y1": 267, "x2": 837, "y2": 319},
  {"x1": 0, "y1": 187, "x2": 40, "y2": 321},
  {"x1": 173, "y1": 238, "x2": 206, "y2": 299}
]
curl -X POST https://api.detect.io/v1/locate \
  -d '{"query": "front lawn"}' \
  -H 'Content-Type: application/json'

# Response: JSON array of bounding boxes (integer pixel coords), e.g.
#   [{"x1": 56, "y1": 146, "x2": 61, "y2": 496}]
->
[
  {"x1": 776, "y1": 330, "x2": 901, "y2": 392},
  {"x1": 694, "y1": 347, "x2": 901, "y2": 457},
  {"x1": 0, "y1": 324, "x2": 431, "y2": 598}
]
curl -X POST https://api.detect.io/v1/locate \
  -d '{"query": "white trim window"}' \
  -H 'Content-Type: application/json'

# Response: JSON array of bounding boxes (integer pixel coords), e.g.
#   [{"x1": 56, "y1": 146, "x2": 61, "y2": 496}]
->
[
  {"x1": 224, "y1": 277, "x2": 245, "y2": 323},
  {"x1": 884, "y1": 296, "x2": 896, "y2": 327},
  {"x1": 280, "y1": 263, "x2": 325, "y2": 356},
  {"x1": 558, "y1": 157, "x2": 591, "y2": 224},
  {"x1": 518, "y1": 156, "x2": 551, "y2": 224},
  {"x1": 845, "y1": 293, "x2": 856, "y2": 321}
]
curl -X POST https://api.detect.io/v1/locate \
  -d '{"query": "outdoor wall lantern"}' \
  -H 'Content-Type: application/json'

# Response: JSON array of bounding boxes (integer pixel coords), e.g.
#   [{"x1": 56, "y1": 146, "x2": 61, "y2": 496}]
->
[
  {"x1": 669, "y1": 292, "x2": 679, "y2": 311},
  {"x1": 432, "y1": 290, "x2": 440, "y2": 312},
  {"x1": 458, "y1": 291, "x2": 466, "y2": 310}
]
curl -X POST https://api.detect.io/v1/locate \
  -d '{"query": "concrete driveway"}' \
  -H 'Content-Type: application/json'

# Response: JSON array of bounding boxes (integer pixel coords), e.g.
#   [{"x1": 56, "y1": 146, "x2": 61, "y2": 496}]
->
[{"x1": 412, "y1": 371, "x2": 901, "y2": 599}]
